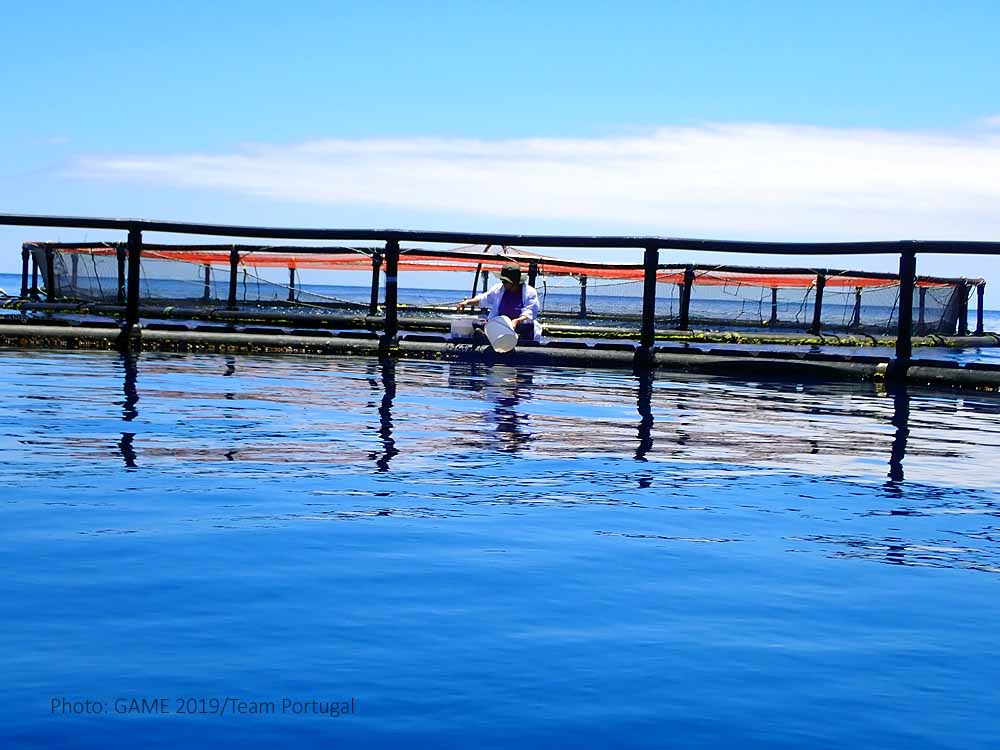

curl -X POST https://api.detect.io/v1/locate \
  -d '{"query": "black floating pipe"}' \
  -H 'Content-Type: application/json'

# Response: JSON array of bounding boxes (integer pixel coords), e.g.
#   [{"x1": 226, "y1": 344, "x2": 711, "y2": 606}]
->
[
  {"x1": 976, "y1": 283, "x2": 985, "y2": 335},
  {"x1": 678, "y1": 266, "x2": 695, "y2": 331},
  {"x1": 20, "y1": 247, "x2": 29, "y2": 299},
  {"x1": 917, "y1": 286, "x2": 927, "y2": 334},
  {"x1": 808, "y1": 273, "x2": 826, "y2": 335},
  {"x1": 383, "y1": 239, "x2": 400, "y2": 343},
  {"x1": 288, "y1": 267, "x2": 296, "y2": 302},
  {"x1": 895, "y1": 251, "x2": 916, "y2": 362},
  {"x1": 202, "y1": 264, "x2": 211, "y2": 302},
  {"x1": 579, "y1": 275, "x2": 588, "y2": 317},
  {"x1": 116, "y1": 246, "x2": 127, "y2": 304},
  {"x1": 44, "y1": 247, "x2": 56, "y2": 301},
  {"x1": 369, "y1": 250, "x2": 383, "y2": 316},
  {"x1": 770, "y1": 287, "x2": 778, "y2": 325},
  {"x1": 227, "y1": 247, "x2": 239, "y2": 311},
  {"x1": 125, "y1": 228, "x2": 142, "y2": 329},
  {"x1": 640, "y1": 246, "x2": 659, "y2": 353}
]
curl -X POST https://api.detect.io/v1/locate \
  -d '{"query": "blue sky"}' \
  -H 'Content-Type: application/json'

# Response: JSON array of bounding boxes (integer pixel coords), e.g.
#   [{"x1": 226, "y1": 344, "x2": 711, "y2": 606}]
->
[{"x1": 3, "y1": 1, "x2": 1000, "y2": 301}]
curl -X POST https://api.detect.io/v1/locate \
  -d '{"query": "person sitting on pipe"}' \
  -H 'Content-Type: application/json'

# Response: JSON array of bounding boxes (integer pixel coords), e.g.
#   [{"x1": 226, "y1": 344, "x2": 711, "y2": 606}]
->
[{"x1": 456, "y1": 263, "x2": 542, "y2": 342}]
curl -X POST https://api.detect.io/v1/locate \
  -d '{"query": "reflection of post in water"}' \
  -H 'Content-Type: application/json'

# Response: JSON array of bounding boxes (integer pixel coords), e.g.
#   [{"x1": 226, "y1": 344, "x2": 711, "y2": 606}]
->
[
  {"x1": 119, "y1": 352, "x2": 139, "y2": 469},
  {"x1": 371, "y1": 358, "x2": 398, "y2": 472},
  {"x1": 487, "y1": 365, "x2": 533, "y2": 453},
  {"x1": 886, "y1": 385, "x2": 911, "y2": 486},
  {"x1": 635, "y1": 368, "x2": 654, "y2": 461}
]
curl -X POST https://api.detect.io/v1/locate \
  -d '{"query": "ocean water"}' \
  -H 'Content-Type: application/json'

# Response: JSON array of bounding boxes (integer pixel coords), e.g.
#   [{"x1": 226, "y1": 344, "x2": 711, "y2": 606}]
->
[{"x1": 1, "y1": 350, "x2": 999, "y2": 748}]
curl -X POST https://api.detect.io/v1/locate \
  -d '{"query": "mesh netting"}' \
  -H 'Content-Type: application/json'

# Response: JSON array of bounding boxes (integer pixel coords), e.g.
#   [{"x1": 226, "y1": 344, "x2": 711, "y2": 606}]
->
[
  {"x1": 48, "y1": 245, "x2": 122, "y2": 302},
  {"x1": 27, "y1": 242, "x2": 975, "y2": 336}
]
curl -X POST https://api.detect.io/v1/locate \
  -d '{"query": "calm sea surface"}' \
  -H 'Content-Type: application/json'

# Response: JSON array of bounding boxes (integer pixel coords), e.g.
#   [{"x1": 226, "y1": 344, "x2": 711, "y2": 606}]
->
[{"x1": 1, "y1": 350, "x2": 999, "y2": 748}]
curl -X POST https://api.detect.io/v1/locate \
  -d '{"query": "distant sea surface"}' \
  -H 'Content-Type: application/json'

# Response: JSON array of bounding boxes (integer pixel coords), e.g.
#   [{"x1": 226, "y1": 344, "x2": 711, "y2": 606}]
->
[{"x1": 1, "y1": 350, "x2": 999, "y2": 748}]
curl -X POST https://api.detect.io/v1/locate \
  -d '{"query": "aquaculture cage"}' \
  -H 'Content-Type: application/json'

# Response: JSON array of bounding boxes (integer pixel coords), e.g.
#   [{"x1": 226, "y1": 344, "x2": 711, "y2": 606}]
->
[{"x1": 23, "y1": 241, "x2": 982, "y2": 336}]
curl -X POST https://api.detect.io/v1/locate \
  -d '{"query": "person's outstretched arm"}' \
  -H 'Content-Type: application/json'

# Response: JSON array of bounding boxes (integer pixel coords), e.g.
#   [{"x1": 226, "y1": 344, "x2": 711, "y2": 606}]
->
[{"x1": 456, "y1": 292, "x2": 485, "y2": 309}]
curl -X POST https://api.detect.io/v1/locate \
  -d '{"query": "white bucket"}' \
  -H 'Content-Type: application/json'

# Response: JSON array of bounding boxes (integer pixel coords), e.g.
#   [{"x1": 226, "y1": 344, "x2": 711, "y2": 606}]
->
[
  {"x1": 485, "y1": 315, "x2": 518, "y2": 353},
  {"x1": 449, "y1": 316, "x2": 476, "y2": 339}
]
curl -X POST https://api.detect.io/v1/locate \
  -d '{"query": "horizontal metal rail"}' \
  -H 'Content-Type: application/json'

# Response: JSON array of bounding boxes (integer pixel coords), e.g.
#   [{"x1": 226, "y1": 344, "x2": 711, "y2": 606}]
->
[{"x1": 5, "y1": 213, "x2": 1000, "y2": 255}]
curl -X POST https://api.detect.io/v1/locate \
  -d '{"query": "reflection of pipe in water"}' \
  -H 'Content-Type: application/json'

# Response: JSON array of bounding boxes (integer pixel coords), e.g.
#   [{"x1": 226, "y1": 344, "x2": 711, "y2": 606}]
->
[
  {"x1": 371, "y1": 358, "x2": 398, "y2": 472},
  {"x1": 119, "y1": 433, "x2": 137, "y2": 469},
  {"x1": 119, "y1": 352, "x2": 139, "y2": 469},
  {"x1": 886, "y1": 385, "x2": 911, "y2": 486},
  {"x1": 121, "y1": 352, "x2": 139, "y2": 422},
  {"x1": 635, "y1": 369, "x2": 654, "y2": 461}
]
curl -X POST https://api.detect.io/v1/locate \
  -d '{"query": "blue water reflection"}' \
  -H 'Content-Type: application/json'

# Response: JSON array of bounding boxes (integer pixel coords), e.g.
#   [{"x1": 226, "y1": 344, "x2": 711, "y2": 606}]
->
[{"x1": 1, "y1": 350, "x2": 999, "y2": 749}]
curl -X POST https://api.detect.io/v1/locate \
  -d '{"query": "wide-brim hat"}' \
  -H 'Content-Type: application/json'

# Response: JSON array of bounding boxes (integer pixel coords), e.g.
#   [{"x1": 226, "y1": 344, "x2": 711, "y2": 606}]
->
[{"x1": 499, "y1": 264, "x2": 522, "y2": 285}]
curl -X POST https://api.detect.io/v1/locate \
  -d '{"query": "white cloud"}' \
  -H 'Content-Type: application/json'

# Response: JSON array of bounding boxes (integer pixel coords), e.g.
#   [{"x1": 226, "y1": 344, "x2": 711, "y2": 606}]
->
[{"x1": 70, "y1": 123, "x2": 1000, "y2": 242}]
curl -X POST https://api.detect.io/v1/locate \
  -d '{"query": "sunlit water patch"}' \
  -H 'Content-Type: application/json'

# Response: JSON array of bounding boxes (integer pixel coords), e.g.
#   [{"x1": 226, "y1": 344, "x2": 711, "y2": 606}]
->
[{"x1": 1, "y1": 350, "x2": 998, "y2": 749}]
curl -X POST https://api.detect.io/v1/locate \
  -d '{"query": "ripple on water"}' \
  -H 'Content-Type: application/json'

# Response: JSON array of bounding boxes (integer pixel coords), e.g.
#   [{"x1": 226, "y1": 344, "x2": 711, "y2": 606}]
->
[{"x1": 1, "y1": 350, "x2": 1000, "y2": 748}]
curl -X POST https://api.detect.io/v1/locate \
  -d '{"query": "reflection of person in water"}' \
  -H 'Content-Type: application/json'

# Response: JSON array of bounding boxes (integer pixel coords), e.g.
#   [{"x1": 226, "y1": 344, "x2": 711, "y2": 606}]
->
[
  {"x1": 456, "y1": 263, "x2": 542, "y2": 342},
  {"x1": 483, "y1": 365, "x2": 534, "y2": 453}
]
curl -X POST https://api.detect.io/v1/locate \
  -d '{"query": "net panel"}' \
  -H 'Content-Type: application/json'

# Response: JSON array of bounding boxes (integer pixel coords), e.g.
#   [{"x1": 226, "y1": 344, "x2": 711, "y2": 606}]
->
[
  {"x1": 39, "y1": 245, "x2": 121, "y2": 302},
  {"x1": 27, "y1": 242, "x2": 976, "y2": 335}
]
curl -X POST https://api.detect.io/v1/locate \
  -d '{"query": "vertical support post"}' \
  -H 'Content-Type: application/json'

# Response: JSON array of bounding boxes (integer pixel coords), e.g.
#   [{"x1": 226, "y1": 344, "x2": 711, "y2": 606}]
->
[
  {"x1": 20, "y1": 247, "x2": 29, "y2": 299},
  {"x1": 71, "y1": 253, "x2": 79, "y2": 289},
  {"x1": 678, "y1": 266, "x2": 695, "y2": 331},
  {"x1": 480, "y1": 268, "x2": 489, "y2": 293},
  {"x1": 579, "y1": 275, "x2": 588, "y2": 317},
  {"x1": 369, "y1": 250, "x2": 383, "y2": 316},
  {"x1": 528, "y1": 260, "x2": 539, "y2": 287},
  {"x1": 288, "y1": 267, "x2": 296, "y2": 302},
  {"x1": 116, "y1": 245, "x2": 127, "y2": 304},
  {"x1": 383, "y1": 239, "x2": 400, "y2": 343},
  {"x1": 895, "y1": 250, "x2": 916, "y2": 363},
  {"x1": 202, "y1": 264, "x2": 212, "y2": 301},
  {"x1": 917, "y1": 286, "x2": 927, "y2": 334},
  {"x1": 30, "y1": 254, "x2": 39, "y2": 301},
  {"x1": 470, "y1": 263, "x2": 483, "y2": 300},
  {"x1": 958, "y1": 281, "x2": 970, "y2": 336},
  {"x1": 227, "y1": 247, "x2": 239, "y2": 311},
  {"x1": 976, "y1": 283, "x2": 985, "y2": 335},
  {"x1": 849, "y1": 287, "x2": 862, "y2": 328},
  {"x1": 808, "y1": 273, "x2": 826, "y2": 335},
  {"x1": 125, "y1": 228, "x2": 142, "y2": 329},
  {"x1": 770, "y1": 287, "x2": 778, "y2": 325},
  {"x1": 44, "y1": 247, "x2": 57, "y2": 301},
  {"x1": 640, "y1": 246, "x2": 659, "y2": 354}
]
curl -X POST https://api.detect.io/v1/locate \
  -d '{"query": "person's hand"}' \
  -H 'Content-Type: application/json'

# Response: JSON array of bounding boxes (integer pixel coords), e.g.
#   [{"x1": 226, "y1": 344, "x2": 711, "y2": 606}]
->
[{"x1": 456, "y1": 299, "x2": 470, "y2": 309}]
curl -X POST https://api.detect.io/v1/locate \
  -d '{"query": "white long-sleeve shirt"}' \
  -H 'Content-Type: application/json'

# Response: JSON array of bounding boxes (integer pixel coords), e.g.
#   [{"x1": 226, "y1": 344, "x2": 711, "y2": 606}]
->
[{"x1": 470, "y1": 282, "x2": 543, "y2": 341}]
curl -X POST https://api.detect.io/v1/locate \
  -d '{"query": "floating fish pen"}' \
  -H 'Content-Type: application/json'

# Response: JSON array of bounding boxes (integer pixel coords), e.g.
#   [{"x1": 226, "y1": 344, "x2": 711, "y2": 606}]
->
[
  {"x1": 13, "y1": 239, "x2": 986, "y2": 339},
  {"x1": 2, "y1": 214, "x2": 1000, "y2": 391}
]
